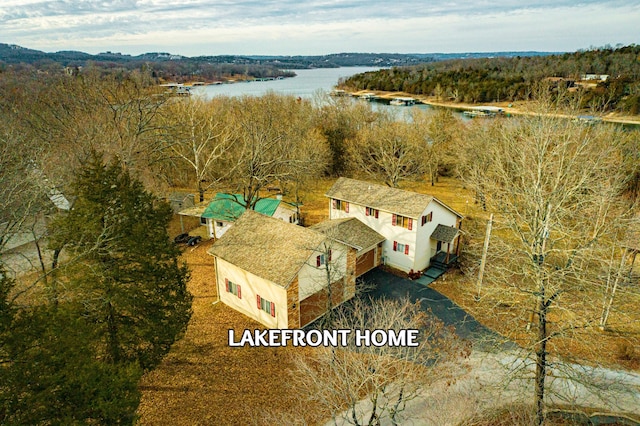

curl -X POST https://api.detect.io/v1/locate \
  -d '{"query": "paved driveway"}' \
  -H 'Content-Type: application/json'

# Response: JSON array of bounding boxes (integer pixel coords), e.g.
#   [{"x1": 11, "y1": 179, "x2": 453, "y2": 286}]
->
[{"x1": 360, "y1": 269, "x2": 512, "y2": 348}]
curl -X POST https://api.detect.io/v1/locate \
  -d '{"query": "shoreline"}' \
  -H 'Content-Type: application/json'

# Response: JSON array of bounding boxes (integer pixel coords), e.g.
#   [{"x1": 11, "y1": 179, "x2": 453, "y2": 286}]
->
[{"x1": 346, "y1": 89, "x2": 640, "y2": 126}]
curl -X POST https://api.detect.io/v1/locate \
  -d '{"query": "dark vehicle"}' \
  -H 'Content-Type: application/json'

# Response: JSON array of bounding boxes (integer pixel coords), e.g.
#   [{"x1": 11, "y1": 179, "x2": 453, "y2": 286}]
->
[
  {"x1": 174, "y1": 233, "x2": 191, "y2": 244},
  {"x1": 187, "y1": 236, "x2": 202, "y2": 246}
]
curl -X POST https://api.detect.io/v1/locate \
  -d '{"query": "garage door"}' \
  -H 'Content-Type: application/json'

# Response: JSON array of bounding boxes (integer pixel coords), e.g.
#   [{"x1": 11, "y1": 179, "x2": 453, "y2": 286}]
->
[
  {"x1": 356, "y1": 248, "x2": 375, "y2": 277},
  {"x1": 299, "y1": 280, "x2": 345, "y2": 327}
]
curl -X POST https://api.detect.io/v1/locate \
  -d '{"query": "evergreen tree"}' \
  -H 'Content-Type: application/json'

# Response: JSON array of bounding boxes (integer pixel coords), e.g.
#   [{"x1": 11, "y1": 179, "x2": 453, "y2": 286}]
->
[
  {"x1": 50, "y1": 153, "x2": 192, "y2": 370},
  {"x1": 0, "y1": 154, "x2": 192, "y2": 423},
  {"x1": 0, "y1": 304, "x2": 142, "y2": 425}
]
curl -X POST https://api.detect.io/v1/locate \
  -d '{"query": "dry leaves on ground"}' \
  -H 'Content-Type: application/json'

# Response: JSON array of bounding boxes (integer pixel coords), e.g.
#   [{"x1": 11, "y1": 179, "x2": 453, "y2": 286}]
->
[{"x1": 137, "y1": 240, "x2": 325, "y2": 425}]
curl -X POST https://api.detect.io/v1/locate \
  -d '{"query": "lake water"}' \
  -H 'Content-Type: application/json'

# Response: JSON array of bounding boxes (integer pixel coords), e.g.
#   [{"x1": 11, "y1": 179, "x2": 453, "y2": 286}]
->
[
  {"x1": 193, "y1": 66, "x2": 440, "y2": 119},
  {"x1": 193, "y1": 66, "x2": 380, "y2": 99}
]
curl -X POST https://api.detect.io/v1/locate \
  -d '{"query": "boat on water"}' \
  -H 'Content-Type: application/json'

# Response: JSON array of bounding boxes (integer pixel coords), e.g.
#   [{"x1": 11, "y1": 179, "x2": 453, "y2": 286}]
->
[
  {"x1": 159, "y1": 83, "x2": 191, "y2": 96},
  {"x1": 358, "y1": 92, "x2": 377, "y2": 101},
  {"x1": 389, "y1": 97, "x2": 416, "y2": 106},
  {"x1": 463, "y1": 110, "x2": 495, "y2": 118},
  {"x1": 575, "y1": 115, "x2": 603, "y2": 124},
  {"x1": 462, "y1": 106, "x2": 504, "y2": 118}
]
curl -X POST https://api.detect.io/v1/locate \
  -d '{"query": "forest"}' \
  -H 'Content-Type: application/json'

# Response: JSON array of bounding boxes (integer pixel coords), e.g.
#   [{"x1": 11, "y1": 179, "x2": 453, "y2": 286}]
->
[
  {"x1": 341, "y1": 44, "x2": 640, "y2": 115},
  {"x1": 1, "y1": 65, "x2": 639, "y2": 424},
  {"x1": 0, "y1": 43, "x2": 434, "y2": 83}
]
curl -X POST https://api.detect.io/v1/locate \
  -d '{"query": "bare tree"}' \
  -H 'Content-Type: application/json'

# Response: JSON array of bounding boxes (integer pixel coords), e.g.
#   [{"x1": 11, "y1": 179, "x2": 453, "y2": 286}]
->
[
  {"x1": 0, "y1": 121, "x2": 40, "y2": 254},
  {"x1": 161, "y1": 96, "x2": 233, "y2": 201},
  {"x1": 599, "y1": 221, "x2": 640, "y2": 330},
  {"x1": 312, "y1": 93, "x2": 378, "y2": 176},
  {"x1": 464, "y1": 104, "x2": 635, "y2": 425},
  {"x1": 348, "y1": 111, "x2": 426, "y2": 188},
  {"x1": 91, "y1": 71, "x2": 169, "y2": 189},
  {"x1": 413, "y1": 108, "x2": 461, "y2": 186},
  {"x1": 224, "y1": 93, "x2": 329, "y2": 209},
  {"x1": 290, "y1": 297, "x2": 470, "y2": 425}
]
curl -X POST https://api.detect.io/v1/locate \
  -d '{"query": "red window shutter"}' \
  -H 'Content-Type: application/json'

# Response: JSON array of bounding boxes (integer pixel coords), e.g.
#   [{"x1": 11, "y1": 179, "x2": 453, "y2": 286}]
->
[
  {"x1": 270, "y1": 302, "x2": 275, "y2": 317},
  {"x1": 257, "y1": 295, "x2": 261, "y2": 309},
  {"x1": 225, "y1": 278, "x2": 229, "y2": 292},
  {"x1": 428, "y1": 212, "x2": 433, "y2": 222},
  {"x1": 393, "y1": 241, "x2": 398, "y2": 251},
  {"x1": 329, "y1": 249, "x2": 332, "y2": 261},
  {"x1": 422, "y1": 215, "x2": 426, "y2": 226},
  {"x1": 405, "y1": 244, "x2": 409, "y2": 255},
  {"x1": 237, "y1": 285, "x2": 242, "y2": 299},
  {"x1": 375, "y1": 209, "x2": 379, "y2": 219},
  {"x1": 332, "y1": 199, "x2": 337, "y2": 209},
  {"x1": 392, "y1": 214, "x2": 396, "y2": 226},
  {"x1": 345, "y1": 202, "x2": 349, "y2": 213},
  {"x1": 365, "y1": 207, "x2": 369, "y2": 216},
  {"x1": 408, "y1": 218, "x2": 413, "y2": 230},
  {"x1": 316, "y1": 255, "x2": 321, "y2": 267}
]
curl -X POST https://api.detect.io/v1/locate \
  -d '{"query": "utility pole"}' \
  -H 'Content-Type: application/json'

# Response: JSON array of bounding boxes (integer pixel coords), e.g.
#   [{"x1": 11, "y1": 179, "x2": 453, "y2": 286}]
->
[{"x1": 476, "y1": 213, "x2": 493, "y2": 301}]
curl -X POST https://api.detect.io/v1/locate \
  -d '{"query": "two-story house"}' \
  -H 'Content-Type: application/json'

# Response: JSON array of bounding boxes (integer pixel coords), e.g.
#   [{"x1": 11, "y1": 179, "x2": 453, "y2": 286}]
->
[{"x1": 325, "y1": 177, "x2": 463, "y2": 273}]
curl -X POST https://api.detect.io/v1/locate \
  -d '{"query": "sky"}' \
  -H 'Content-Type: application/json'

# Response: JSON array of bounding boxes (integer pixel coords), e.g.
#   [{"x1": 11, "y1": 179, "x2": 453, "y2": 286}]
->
[{"x1": 0, "y1": 1, "x2": 639, "y2": 57}]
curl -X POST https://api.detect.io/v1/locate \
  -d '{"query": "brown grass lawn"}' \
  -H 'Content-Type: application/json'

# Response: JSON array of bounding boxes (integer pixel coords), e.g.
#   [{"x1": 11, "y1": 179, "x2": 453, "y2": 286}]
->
[
  {"x1": 137, "y1": 240, "x2": 325, "y2": 425},
  {"x1": 139, "y1": 176, "x2": 639, "y2": 424}
]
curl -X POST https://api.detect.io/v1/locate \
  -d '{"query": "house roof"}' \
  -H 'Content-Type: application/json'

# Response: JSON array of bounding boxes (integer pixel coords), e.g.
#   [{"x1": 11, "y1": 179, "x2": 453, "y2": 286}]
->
[
  {"x1": 325, "y1": 177, "x2": 461, "y2": 219},
  {"x1": 178, "y1": 193, "x2": 282, "y2": 221},
  {"x1": 311, "y1": 218, "x2": 385, "y2": 252},
  {"x1": 208, "y1": 210, "x2": 327, "y2": 287},
  {"x1": 430, "y1": 224, "x2": 460, "y2": 244}
]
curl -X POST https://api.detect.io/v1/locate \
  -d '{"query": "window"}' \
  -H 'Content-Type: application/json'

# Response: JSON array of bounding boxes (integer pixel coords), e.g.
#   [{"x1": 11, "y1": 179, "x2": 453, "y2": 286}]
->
[
  {"x1": 216, "y1": 221, "x2": 224, "y2": 227},
  {"x1": 393, "y1": 241, "x2": 410, "y2": 255},
  {"x1": 421, "y1": 212, "x2": 433, "y2": 226},
  {"x1": 392, "y1": 214, "x2": 413, "y2": 230},
  {"x1": 289, "y1": 213, "x2": 298, "y2": 223},
  {"x1": 331, "y1": 199, "x2": 349, "y2": 212},
  {"x1": 257, "y1": 295, "x2": 276, "y2": 317},
  {"x1": 200, "y1": 216, "x2": 207, "y2": 225},
  {"x1": 316, "y1": 250, "x2": 332, "y2": 267},
  {"x1": 365, "y1": 207, "x2": 379, "y2": 218},
  {"x1": 224, "y1": 278, "x2": 242, "y2": 299}
]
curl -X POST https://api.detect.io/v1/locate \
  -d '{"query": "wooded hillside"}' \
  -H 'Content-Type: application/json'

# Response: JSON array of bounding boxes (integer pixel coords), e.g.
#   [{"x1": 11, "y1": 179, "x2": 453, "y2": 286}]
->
[{"x1": 342, "y1": 45, "x2": 640, "y2": 114}]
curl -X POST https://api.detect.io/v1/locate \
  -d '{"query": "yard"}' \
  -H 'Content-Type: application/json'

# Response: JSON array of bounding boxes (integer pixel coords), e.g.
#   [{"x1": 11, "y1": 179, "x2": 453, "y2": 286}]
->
[
  {"x1": 136, "y1": 240, "x2": 326, "y2": 424},
  {"x1": 138, "y1": 176, "x2": 640, "y2": 424}
]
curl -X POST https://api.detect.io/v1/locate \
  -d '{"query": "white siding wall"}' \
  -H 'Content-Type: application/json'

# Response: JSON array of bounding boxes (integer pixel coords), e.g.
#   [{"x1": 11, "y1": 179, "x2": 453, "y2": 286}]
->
[
  {"x1": 272, "y1": 205, "x2": 298, "y2": 224},
  {"x1": 329, "y1": 199, "x2": 416, "y2": 272},
  {"x1": 211, "y1": 220, "x2": 233, "y2": 239},
  {"x1": 414, "y1": 213, "x2": 433, "y2": 270},
  {"x1": 298, "y1": 242, "x2": 348, "y2": 300},
  {"x1": 416, "y1": 200, "x2": 460, "y2": 268},
  {"x1": 215, "y1": 257, "x2": 288, "y2": 328},
  {"x1": 328, "y1": 197, "x2": 460, "y2": 272}
]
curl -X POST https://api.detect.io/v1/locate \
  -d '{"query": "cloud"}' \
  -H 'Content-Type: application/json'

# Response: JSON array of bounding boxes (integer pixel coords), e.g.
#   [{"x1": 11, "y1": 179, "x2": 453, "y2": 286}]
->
[{"x1": 1, "y1": 0, "x2": 638, "y2": 55}]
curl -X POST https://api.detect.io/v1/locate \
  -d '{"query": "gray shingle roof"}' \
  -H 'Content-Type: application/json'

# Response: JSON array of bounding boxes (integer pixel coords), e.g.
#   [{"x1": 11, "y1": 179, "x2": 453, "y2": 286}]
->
[
  {"x1": 430, "y1": 224, "x2": 460, "y2": 243},
  {"x1": 208, "y1": 210, "x2": 326, "y2": 287},
  {"x1": 325, "y1": 177, "x2": 436, "y2": 219},
  {"x1": 311, "y1": 218, "x2": 385, "y2": 252}
]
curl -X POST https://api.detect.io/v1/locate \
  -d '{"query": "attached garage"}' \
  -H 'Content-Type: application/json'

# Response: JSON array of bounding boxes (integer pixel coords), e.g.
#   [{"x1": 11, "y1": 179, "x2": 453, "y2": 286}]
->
[
  {"x1": 356, "y1": 247, "x2": 376, "y2": 276},
  {"x1": 299, "y1": 279, "x2": 346, "y2": 326},
  {"x1": 312, "y1": 217, "x2": 385, "y2": 278}
]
